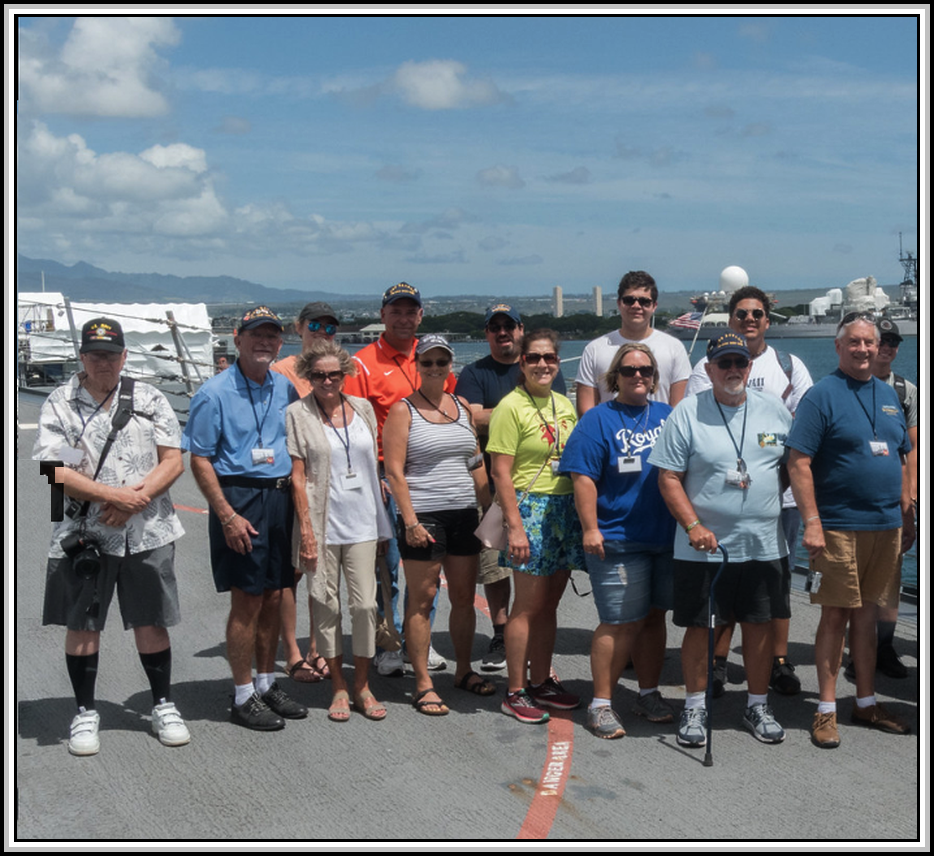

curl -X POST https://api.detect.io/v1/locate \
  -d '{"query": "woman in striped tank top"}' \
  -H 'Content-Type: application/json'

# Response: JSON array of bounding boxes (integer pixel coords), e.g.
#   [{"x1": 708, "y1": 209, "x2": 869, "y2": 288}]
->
[{"x1": 384, "y1": 335, "x2": 495, "y2": 715}]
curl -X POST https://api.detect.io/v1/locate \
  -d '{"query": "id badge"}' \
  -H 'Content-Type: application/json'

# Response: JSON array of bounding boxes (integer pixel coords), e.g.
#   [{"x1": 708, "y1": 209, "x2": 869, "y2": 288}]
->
[
  {"x1": 339, "y1": 470, "x2": 362, "y2": 490},
  {"x1": 252, "y1": 447, "x2": 275, "y2": 465},
  {"x1": 869, "y1": 440, "x2": 889, "y2": 457},
  {"x1": 59, "y1": 445, "x2": 84, "y2": 466},
  {"x1": 725, "y1": 468, "x2": 749, "y2": 489},
  {"x1": 617, "y1": 456, "x2": 642, "y2": 474}
]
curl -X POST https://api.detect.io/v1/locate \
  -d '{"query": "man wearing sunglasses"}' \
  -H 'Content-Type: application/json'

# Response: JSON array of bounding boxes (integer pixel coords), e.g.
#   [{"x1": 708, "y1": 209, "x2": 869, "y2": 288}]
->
[
  {"x1": 455, "y1": 304, "x2": 567, "y2": 671},
  {"x1": 343, "y1": 283, "x2": 456, "y2": 677},
  {"x1": 788, "y1": 313, "x2": 914, "y2": 748},
  {"x1": 685, "y1": 285, "x2": 813, "y2": 698},
  {"x1": 651, "y1": 331, "x2": 794, "y2": 747},
  {"x1": 576, "y1": 270, "x2": 691, "y2": 416}
]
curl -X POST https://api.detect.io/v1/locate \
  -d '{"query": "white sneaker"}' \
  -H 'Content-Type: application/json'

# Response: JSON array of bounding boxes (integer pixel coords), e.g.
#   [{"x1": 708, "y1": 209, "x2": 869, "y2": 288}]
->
[
  {"x1": 375, "y1": 650, "x2": 404, "y2": 677},
  {"x1": 426, "y1": 645, "x2": 447, "y2": 672},
  {"x1": 151, "y1": 701, "x2": 191, "y2": 746},
  {"x1": 68, "y1": 709, "x2": 100, "y2": 756}
]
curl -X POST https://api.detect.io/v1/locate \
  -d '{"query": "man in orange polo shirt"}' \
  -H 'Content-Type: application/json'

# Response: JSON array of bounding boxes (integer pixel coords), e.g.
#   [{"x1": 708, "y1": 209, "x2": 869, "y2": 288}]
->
[{"x1": 343, "y1": 282, "x2": 456, "y2": 675}]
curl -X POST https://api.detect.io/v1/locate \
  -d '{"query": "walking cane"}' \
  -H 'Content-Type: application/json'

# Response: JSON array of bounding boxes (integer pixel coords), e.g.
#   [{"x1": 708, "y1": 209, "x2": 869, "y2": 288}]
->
[{"x1": 704, "y1": 544, "x2": 729, "y2": 768}]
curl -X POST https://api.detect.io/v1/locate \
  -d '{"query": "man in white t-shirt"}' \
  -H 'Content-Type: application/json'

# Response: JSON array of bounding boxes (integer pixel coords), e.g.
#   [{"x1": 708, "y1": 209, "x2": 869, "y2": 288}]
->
[
  {"x1": 576, "y1": 270, "x2": 691, "y2": 415},
  {"x1": 685, "y1": 285, "x2": 812, "y2": 698}
]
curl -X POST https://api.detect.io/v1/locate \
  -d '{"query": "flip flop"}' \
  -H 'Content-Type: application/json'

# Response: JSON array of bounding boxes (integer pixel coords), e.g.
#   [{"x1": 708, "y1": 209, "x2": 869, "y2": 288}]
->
[
  {"x1": 353, "y1": 690, "x2": 387, "y2": 721},
  {"x1": 306, "y1": 654, "x2": 331, "y2": 680},
  {"x1": 288, "y1": 659, "x2": 322, "y2": 684},
  {"x1": 456, "y1": 670, "x2": 496, "y2": 696},
  {"x1": 412, "y1": 688, "x2": 449, "y2": 716},
  {"x1": 328, "y1": 691, "x2": 351, "y2": 722}
]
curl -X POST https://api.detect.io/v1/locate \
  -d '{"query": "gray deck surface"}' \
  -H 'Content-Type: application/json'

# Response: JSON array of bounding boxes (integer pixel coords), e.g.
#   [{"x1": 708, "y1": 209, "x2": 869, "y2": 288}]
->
[{"x1": 13, "y1": 394, "x2": 923, "y2": 846}]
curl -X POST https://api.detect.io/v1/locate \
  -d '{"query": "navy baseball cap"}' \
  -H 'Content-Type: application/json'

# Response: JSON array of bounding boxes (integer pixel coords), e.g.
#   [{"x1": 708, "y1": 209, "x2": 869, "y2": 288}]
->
[
  {"x1": 382, "y1": 282, "x2": 422, "y2": 308},
  {"x1": 238, "y1": 306, "x2": 284, "y2": 333},
  {"x1": 484, "y1": 303, "x2": 522, "y2": 326},
  {"x1": 706, "y1": 331, "x2": 750, "y2": 361}
]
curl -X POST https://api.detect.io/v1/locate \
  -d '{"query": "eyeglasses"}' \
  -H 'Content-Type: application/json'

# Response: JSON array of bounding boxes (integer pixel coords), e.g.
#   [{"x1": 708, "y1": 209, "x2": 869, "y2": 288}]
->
[
  {"x1": 620, "y1": 295, "x2": 655, "y2": 308},
  {"x1": 714, "y1": 357, "x2": 750, "y2": 370},
  {"x1": 487, "y1": 323, "x2": 517, "y2": 334},
  {"x1": 307, "y1": 320, "x2": 338, "y2": 336},
  {"x1": 734, "y1": 308, "x2": 766, "y2": 322},
  {"x1": 84, "y1": 351, "x2": 123, "y2": 362},
  {"x1": 523, "y1": 352, "x2": 559, "y2": 365},
  {"x1": 838, "y1": 311, "x2": 875, "y2": 330},
  {"x1": 309, "y1": 370, "x2": 344, "y2": 383},
  {"x1": 617, "y1": 365, "x2": 654, "y2": 378},
  {"x1": 418, "y1": 358, "x2": 451, "y2": 368}
]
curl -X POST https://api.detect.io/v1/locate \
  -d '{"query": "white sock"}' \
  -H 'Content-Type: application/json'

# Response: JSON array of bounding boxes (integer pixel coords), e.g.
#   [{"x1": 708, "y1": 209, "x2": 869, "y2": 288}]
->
[
  {"x1": 856, "y1": 695, "x2": 876, "y2": 709},
  {"x1": 685, "y1": 691, "x2": 706, "y2": 710},
  {"x1": 818, "y1": 701, "x2": 837, "y2": 715},
  {"x1": 255, "y1": 672, "x2": 275, "y2": 695},
  {"x1": 234, "y1": 682, "x2": 255, "y2": 707},
  {"x1": 590, "y1": 698, "x2": 612, "y2": 710},
  {"x1": 747, "y1": 693, "x2": 768, "y2": 708}
]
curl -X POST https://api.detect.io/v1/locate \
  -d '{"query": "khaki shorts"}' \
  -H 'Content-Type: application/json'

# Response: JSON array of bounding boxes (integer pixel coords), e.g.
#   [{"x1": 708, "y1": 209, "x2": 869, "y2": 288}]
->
[
  {"x1": 478, "y1": 548, "x2": 511, "y2": 586},
  {"x1": 810, "y1": 529, "x2": 901, "y2": 609}
]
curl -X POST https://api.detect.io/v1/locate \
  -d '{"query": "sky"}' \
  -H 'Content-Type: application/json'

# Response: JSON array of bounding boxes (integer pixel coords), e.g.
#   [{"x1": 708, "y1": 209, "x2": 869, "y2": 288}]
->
[{"x1": 10, "y1": 9, "x2": 925, "y2": 299}]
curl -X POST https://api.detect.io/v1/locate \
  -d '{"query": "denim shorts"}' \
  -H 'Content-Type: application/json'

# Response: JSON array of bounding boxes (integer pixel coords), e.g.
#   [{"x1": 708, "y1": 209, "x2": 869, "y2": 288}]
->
[
  {"x1": 585, "y1": 541, "x2": 674, "y2": 625},
  {"x1": 498, "y1": 492, "x2": 584, "y2": 577}
]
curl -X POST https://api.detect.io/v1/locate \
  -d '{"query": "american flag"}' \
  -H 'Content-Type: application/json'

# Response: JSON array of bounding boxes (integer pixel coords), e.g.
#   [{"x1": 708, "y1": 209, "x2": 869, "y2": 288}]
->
[{"x1": 669, "y1": 312, "x2": 704, "y2": 330}]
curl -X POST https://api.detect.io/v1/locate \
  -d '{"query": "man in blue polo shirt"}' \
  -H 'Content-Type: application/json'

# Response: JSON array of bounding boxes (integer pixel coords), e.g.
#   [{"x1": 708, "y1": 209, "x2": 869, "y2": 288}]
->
[
  {"x1": 788, "y1": 313, "x2": 915, "y2": 749},
  {"x1": 185, "y1": 306, "x2": 307, "y2": 730}
]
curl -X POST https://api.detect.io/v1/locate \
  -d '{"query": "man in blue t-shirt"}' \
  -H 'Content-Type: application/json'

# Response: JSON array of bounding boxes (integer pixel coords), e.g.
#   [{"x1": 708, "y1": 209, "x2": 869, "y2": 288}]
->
[
  {"x1": 185, "y1": 306, "x2": 306, "y2": 732},
  {"x1": 455, "y1": 304, "x2": 566, "y2": 670},
  {"x1": 788, "y1": 313, "x2": 915, "y2": 749}
]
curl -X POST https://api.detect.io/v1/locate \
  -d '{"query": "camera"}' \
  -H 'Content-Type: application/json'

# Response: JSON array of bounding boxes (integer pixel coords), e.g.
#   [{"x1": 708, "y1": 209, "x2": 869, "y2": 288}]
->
[{"x1": 61, "y1": 530, "x2": 102, "y2": 580}]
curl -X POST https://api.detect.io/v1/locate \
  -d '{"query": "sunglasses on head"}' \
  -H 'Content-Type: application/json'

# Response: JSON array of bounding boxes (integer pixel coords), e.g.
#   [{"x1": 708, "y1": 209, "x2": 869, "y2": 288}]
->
[
  {"x1": 617, "y1": 365, "x2": 654, "y2": 378},
  {"x1": 620, "y1": 295, "x2": 655, "y2": 308},
  {"x1": 523, "y1": 352, "x2": 558, "y2": 365},
  {"x1": 418, "y1": 358, "x2": 451, "y2": 368},
  {"x1": 838, "y1": 311, "x2": 875, "y2": 330},
  {"x1": 715, "y1": 357, "x2": 750, "y2": 370},
  {"x1": 309, "y1": 370, "x2": 343, "y2": 383},
  {"x1": 307, "y1": 320, "x2": 338, "y2": 336},
  {"x1": 734, "y1": 308, "x2": 766, "y2": 321}
]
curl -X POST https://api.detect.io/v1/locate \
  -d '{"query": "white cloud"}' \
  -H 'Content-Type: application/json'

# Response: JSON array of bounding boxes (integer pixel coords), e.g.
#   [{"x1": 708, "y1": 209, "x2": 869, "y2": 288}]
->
[
  {"x1": 140, "y1": 143, "x2": 208, "y2": 173},
  {"x1": 19, "y1": 17, "x2": 179, "y2": 117},
  {"x1": 477, "y1": 165, "x2": 525, "y2": 189},
  {"x1": 391, "y1": 60, "x2": 507, "y2": 110}
]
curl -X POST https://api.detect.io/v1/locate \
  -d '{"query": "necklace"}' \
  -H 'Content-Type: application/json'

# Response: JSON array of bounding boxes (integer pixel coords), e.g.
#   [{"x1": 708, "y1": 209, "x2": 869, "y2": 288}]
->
[{"x1": 417, "y1": 389, "x2": 456, "y2": 423}]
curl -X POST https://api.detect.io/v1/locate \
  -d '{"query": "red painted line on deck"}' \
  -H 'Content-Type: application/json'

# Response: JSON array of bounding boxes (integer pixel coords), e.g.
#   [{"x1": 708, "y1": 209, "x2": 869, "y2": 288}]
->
[
  {"x1": 174, "y1": 503, "x2": 208, "y2": 515},
  {"x1": 165, "y1": 507, "x2": 571, "y2": 838},
  {"x1": 517, "y1": 711, "x2": 575, "y2": 840}
]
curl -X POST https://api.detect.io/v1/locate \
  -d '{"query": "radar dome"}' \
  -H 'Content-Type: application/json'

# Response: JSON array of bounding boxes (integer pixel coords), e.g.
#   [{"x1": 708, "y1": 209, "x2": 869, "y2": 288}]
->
[{"x1": 719, "y1": 266, "x2": 749, "y2": 292}]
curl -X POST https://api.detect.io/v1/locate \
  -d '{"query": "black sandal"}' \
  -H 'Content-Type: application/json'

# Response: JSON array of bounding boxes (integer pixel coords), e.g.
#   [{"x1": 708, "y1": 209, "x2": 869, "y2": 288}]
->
[{"x1": 456, "y1": 670, "x2": 496, "y2": 696}]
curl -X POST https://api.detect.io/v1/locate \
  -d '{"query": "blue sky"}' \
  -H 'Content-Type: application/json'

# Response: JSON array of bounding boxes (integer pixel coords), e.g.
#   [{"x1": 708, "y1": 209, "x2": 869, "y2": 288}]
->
[{"x1": 12, "y1": 10, "x2": 923, "y2": 298}]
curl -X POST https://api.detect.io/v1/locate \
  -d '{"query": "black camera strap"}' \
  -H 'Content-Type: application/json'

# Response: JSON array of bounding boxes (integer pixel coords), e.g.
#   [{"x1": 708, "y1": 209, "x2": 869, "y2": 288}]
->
[{"x1": 76, "y1": 376, "x2": 136, "y2": 519}]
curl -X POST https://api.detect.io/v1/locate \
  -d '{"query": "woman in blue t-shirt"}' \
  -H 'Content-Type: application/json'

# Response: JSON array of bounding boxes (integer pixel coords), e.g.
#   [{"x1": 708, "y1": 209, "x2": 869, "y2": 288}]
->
[{"x1": 560, "y1": 343, "x2": 677, "y2": 739}]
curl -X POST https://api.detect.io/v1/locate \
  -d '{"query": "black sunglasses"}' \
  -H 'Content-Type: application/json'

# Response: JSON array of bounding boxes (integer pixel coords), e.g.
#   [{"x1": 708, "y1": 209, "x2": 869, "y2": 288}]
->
[
  {"x1": 309, "y1": 370, "x2": 344, "y2": 383},
  {"x1": 523, "y1": 352, "x2": 558, "y2": 365},
  {"x1": 714, "y1": 357, "x2": 750, "y2": 370},
  {"x1": 307, "y1": 320, "x2": 338, "y2": 336},
  {"x1": 487, "y1": 322, "x2": 517, "y2": 333},
  {"x1": 620, "y1": 295, "x2": 655, "y2": 308},
  {"x1": 418, "y1": 358, "x2": 451, "y2": 368},
  {"x1": 734, "y1": 308, "x2": 766, "y2": 321},
  {"x1": 618, "y1": 365, "x2": 654, "y2": 378}
]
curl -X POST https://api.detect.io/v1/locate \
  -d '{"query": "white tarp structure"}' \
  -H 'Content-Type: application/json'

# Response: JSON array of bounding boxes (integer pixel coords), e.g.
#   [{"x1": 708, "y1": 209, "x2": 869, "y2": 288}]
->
[
  {"x1": 18, "y1": 292, "x2": 215, "y2": 383},
  {"x1": 809, "y1": 277, "x2": 890, "y2": 321}
]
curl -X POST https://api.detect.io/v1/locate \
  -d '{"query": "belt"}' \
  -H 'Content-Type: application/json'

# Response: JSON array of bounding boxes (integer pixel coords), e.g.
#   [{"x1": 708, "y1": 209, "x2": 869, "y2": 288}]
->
[{"x1": 217, "y1": 475, "x2": 292, "y2": 492}]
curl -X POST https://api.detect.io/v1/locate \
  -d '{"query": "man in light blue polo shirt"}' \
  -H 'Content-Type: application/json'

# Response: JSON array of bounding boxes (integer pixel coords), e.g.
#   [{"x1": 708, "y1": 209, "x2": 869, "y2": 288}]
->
[{"x1": 185, "y1": 306, "x2": 307, "y2": 731}]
